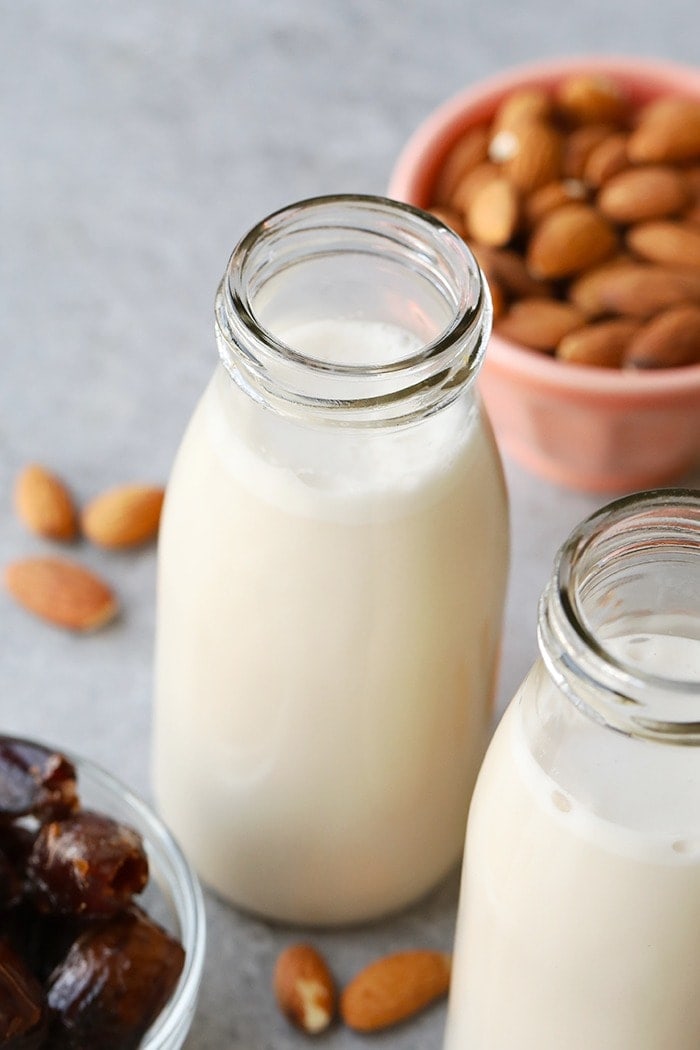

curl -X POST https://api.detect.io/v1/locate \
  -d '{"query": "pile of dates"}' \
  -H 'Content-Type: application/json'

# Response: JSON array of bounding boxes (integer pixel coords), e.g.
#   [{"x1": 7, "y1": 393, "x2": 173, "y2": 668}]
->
[{"x1": 0, "y1": 736, "x2": 185, "y2": 1049}]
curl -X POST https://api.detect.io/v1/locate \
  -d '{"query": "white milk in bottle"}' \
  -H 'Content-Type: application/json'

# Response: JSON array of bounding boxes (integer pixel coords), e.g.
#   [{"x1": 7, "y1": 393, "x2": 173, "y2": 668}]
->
[{"x1": 152, "y1": 196, "x2": 509, "y2": 925}]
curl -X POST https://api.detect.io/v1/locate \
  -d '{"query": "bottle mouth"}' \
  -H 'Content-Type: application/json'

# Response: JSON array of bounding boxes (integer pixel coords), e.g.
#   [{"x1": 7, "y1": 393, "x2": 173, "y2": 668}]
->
[
  {"x1": 214, "y1": 194, "x2": 490, "y2": 425},
  {"x1": 539, "y1": 489, "x2": 700, "y2": 742}
]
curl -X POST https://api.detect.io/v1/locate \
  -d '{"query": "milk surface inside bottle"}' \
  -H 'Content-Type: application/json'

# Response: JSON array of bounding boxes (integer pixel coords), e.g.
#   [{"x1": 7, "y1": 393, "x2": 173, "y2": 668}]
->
[
  {"x1": 152, "y1": 196, "x2": 509, "y2": 925},
  {"x1": 444, "y1": 490, "x2": 700, "y2": 1050}
]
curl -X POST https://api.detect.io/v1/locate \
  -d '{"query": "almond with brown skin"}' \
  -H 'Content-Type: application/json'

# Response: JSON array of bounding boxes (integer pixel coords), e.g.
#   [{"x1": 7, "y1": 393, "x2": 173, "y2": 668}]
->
[
  {"x1": 81, "y1": 484, "x2": 165, "y2": 550},
  {"x1": 13, "y1": 464, "x2": 78, "y2": 542},
  {"x1": 582, "y1": 132, "x2": 630, "y2": 187},
  {"x1": 556, "y1": 73, "x2": 631, "y2": 127},
  {"x1": 498, "y1": 121, "x2": 563, "y2": 193},
  {"x1": 492, "y1": 87, "x2": 552, "y2": 131},
  {"x1": 627, "y1": 97, "x2": 700, "y2": 163},
  {"x1": 523, "y1": 179, "x2": 588, "y2": 228},
  {"x1": 598, "y1": 166, "x2": 690, "y2": 224},
  {"x1": 527, "y1": 202, "x2": 617, "y2": 279},
  {"x1": 467, "y1": 175, "x2": 519, "y2": 246},
  {"x1": 472, "y1": 245, "x2": 553, "y2": 300},
  {"x1": 557, "y1": 318, "x2": 640, "y2": 367},
  {"x1": 274, "y1": 944, "x2": 336, "y2": 1035},
  {"x1": 428, "y1": 205, "x2": 466, "y2": 238},
  {"x1": 5, "y1": 557, "x2": 118, "y2": 632},
  {"x1": 432, "y1": 126, "x2": 490, "y2": 205},
  {"x1": 626, "y1": 220, "x2": 700, "y2": 269},
  {"x1": 495, "y1": 298, "x2": 585, "y2": 351},
  {"x1": 562, "y1": 123, "x2": 616, "y2": 179},
  {"x1": 449, "y1": 161, "x2": 500, "y2": 214},
  {"x1": 624, "y1": 304, "x2": 700, "y2": 368},
  {"x1": 340, "y1": 951, "x2": 451, "y2": 1033},
  {"x1": 570, "y1": 262, "x2": 700, "y2": 318}
]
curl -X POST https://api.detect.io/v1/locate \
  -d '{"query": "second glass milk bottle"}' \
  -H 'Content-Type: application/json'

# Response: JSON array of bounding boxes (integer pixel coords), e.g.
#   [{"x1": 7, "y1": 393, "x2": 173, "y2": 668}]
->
[{"x1": 152, "y1": 195, "x2": 509, "y2": 925}]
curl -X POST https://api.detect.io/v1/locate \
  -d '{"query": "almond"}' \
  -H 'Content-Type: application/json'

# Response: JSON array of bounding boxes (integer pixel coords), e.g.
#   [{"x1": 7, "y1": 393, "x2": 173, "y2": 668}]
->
[
  {"x1": 598, "y1": 166, "x2": 690, "y2": 224},
  {"x1": 624, "y1": 304, "x2": 700, "y2": 368},
  {"x1": 527, "y1": 203, "x2": 617, "y2": 279},
  {"x1": 626, "y1": 220, "x2": 700, "y2": 268},
  {"x1": 5, "y1": 557, "x2": 118, "y2": 632},
  {"x1": 562, "y1": 123, "x2": 616, "y2": 179},
  {"x1": 81, "y1": 484, "x2": 165, "y2": 550},
  {"x1": 628, "y1": 97, "x2": 700, "y2": 163},
  {"x1": 495, "y1": 298, "x2": 585, "y2": 351},
  {"x1": 570, "y1": 262, "x2": 700, "y2": 318},
  {"x1": 274, "y1": 944, "x2": 336, "y2": 1035},
  {"x1": 499, "y1": 121, "x2": 563, "y2": 193},
  {"x1": 556, "y1": 73, "x2": 631, "y2": 127},
  {"x1": 432, "y1": 125, "x2": 490, "y2": 204},
  {"x1": 13, "y1": 464, "x2": 78, "y2": 542},
  {"x1": 523, "y1": 179, "x2": 588, "y2": 228},
  {"x1": 428, "y1": 205, "x2": 466, "y2": 238},
  {"x1": 492, "y1": 86, "x2": 552, "y2": 131},
  {"x1": 472, "y1": 244, "x2": 553, "y2": 300},
  {"x1": 340, "y1": 950, "x2": 451, "y2": 1033},
  {"x1": 467, "y1": 175, "x2": 519, "y2": 246},
  {"x1": 582, "y1": 132, "x2": 630, "y2": 186},
  {"x1": 449, "y1": 161, "x2": 500, "y2": 214},
  {"x1": 557, "y1": 318, "x2": 640, "y2": 367}
]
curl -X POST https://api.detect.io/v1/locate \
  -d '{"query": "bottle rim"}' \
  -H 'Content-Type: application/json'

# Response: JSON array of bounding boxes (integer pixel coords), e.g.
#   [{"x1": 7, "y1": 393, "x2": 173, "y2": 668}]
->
[
  {"x1": 539, "y1": 488, "x2": 700, "y2": 742},
  {"x1": 213, "y1": 194, "x2": 491, "y2": 425}
]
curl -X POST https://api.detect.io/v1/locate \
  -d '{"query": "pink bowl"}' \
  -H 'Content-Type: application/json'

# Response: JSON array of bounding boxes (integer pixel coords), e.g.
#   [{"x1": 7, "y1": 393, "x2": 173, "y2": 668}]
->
[{"x1": 389, "y1": 56, "x2": 700, "y2": 492}]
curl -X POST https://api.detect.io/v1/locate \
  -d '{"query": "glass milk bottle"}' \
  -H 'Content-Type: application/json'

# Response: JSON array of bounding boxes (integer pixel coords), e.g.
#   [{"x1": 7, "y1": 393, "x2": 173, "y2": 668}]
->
[
  {"x1": 152, "y1": 195, "x2": 509, "y2": 925},
  {"x1": 445, "y1": 489, "x2": 700, "y2": 1050}
]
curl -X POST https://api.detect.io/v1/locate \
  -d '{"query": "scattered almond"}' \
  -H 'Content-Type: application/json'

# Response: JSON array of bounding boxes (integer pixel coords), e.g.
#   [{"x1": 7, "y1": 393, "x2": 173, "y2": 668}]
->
[
  {"x1": 81, "y1": 484, "x2": 165, "y2": 550},
  {"x1": 495, "y1": 298, "x2": 585, "y2": 351},
  {"x1": 340, "y1": 950, "x2": 451, "y2": 1033},
  {"x1": 598, "y1": 166, "x2": 690, "y2": 224},
  {"x1": 274, "y1": 944, "x2": 336, "y2": 1036},
  {"x1": 527, "y1": 203, "x2": 617, "y2": 279},
  {"x1": 5, "y1": 557, "x2": 118, "y2": 632},
  {"x1": 624, "y1": 304, "x2": 700, "y2": 368},
  {"x1": 13, "y1": 464, "x2": 78, "y2": 542}
]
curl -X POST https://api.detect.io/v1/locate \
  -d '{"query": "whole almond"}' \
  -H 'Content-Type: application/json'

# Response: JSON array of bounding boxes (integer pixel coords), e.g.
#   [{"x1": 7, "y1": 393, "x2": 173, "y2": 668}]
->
[
  {"x1": 570, "y1": 262, "x2": 700, "y2": 318},
  {"x1": 627, "y1": 97, "x2": 700, "y2": 163},
  {"x1": 556, "y1": 73, "x2": 631, "y2": 127},
  {"x1": 81, "y1": 484, "x2": 165, "y2": 550},
  {"x1": 523, "y1": 179, "x2": 588, "y2": 228},
  {"x1": 626, "y1": 220, "x2": 700, "y2": 269},
  {"x1": 433, "y1": 126, "x2": 490, "y2": 204},
  {"x1": 624, "y1": 304, "x2": 700, "y2": 368},
  {"x1": 449, "y1": 161, "x2": 500, "y2": 214},
  {"x1": 582, "y1": 132, "x2": 630, "y2": 187},
  {"x1": 598, "y1": 166, "x2": 690, "y2": 224},
  {"x1": 274, "y1": 944, "x2": 336, "y2": 1035},
  {"x1": 495, "y1": 298, "x2": 585, "y2": 351},
  {"x1": 13, "y1": 464, "x2": 78, "y2": 542},
  {"x1": 557, "y1": 318, "x2": 640, "y2": 367},
  {"x1": 5, "y1": 557, "x2": 118, "y2": 632},
  {"x1": 562, "y1": 123, "x2": 615, "y2": 179},
  {"x1": 492, "y1": 87, "x2": 552, "y2": 131},
  {"x1": 467, "y1": 175, "x2": 519, "y2": 246},
  {"x1": 527, "y1": 202, "x2": 617, "y2": 279},
  {"x1": 472, "y1": 244, "x2": 553, "y2": 300},
  {"x1": 340, "y1": 950, "x2": 451, "y2": 1033},
  {"x1": 500, "y1": 121, "x2": 563, "y2": 193}
]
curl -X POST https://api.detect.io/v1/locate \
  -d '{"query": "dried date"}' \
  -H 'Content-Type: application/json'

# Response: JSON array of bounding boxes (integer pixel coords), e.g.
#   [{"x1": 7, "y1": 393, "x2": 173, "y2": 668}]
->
[
  {"x1": 0, "y1": 739, "x2": 77, "y2": 824},
  {"x1": 28, "y1": 811, "x2": 148, "y2": 917},
  {"x1": 47, "y1": 907, "x2": 185, "y2": 1050}
]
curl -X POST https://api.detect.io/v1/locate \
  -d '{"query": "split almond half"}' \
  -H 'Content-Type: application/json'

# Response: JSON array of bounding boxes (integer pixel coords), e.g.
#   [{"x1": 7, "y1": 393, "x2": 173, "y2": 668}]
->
[
  {"x1": 340, "y1": 950, "x2": 451, "y2": 1033},
  {"x1": 274, "y1": 943, "x2": 336, "y2": 1035},
  {"x1": 14, "y1": 464, "x2": 78, "y2": 542},
  {"x1": 5, "y1": 557, "x2": 118, "y2": 632},
  {"x1": 82, "y1": 485, "x2": 165, "y2": 550}
]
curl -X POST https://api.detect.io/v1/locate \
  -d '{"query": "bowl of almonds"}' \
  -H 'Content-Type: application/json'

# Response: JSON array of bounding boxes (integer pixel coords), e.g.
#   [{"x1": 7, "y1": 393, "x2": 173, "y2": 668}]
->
[{"x1": 389, "y1": 57, "x2": 700, "y2": 491}]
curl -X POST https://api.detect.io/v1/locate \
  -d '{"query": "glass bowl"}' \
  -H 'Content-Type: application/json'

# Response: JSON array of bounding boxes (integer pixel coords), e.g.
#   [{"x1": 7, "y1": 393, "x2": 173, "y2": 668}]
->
[{"x1": 2, "y1": 739, "x2": 206, "y2": 1049}]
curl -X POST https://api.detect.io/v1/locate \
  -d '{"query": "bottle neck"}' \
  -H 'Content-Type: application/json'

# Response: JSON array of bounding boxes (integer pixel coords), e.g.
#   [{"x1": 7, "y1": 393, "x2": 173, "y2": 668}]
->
[
  {"x1": 538, "y1": 490, "x2": 700, "y2": 743},
  {"x1": 214, "y1": 194, "x2": 490, "y2": 427}
]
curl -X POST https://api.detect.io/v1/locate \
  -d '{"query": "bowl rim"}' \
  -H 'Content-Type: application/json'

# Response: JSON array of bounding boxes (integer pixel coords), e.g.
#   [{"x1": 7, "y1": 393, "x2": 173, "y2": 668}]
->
[{"x1": 388, "y1": 54, "x2": 700, "y2": 400}]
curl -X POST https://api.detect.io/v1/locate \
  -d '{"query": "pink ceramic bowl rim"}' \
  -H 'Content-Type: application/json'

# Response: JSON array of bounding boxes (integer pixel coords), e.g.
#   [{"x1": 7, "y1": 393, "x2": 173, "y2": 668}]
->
[{"x1": 388, "y1": 55, "x2": 700, "y2": 405}]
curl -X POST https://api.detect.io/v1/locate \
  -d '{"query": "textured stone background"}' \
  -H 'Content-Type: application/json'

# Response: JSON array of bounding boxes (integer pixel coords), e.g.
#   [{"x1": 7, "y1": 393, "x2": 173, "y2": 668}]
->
[{"x1": 1, "y1": 3, "x2": 699, "y2": 1047}]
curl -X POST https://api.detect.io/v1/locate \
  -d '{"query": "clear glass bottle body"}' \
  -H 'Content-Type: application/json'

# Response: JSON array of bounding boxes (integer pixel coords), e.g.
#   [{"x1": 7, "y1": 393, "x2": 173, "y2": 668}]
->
[
  {"x1": 152, "y1": 195, "x2": 509, "y2": 925},
  {"x1": 445, "y1": 490, "x2": 700, "y2": 1050}
]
